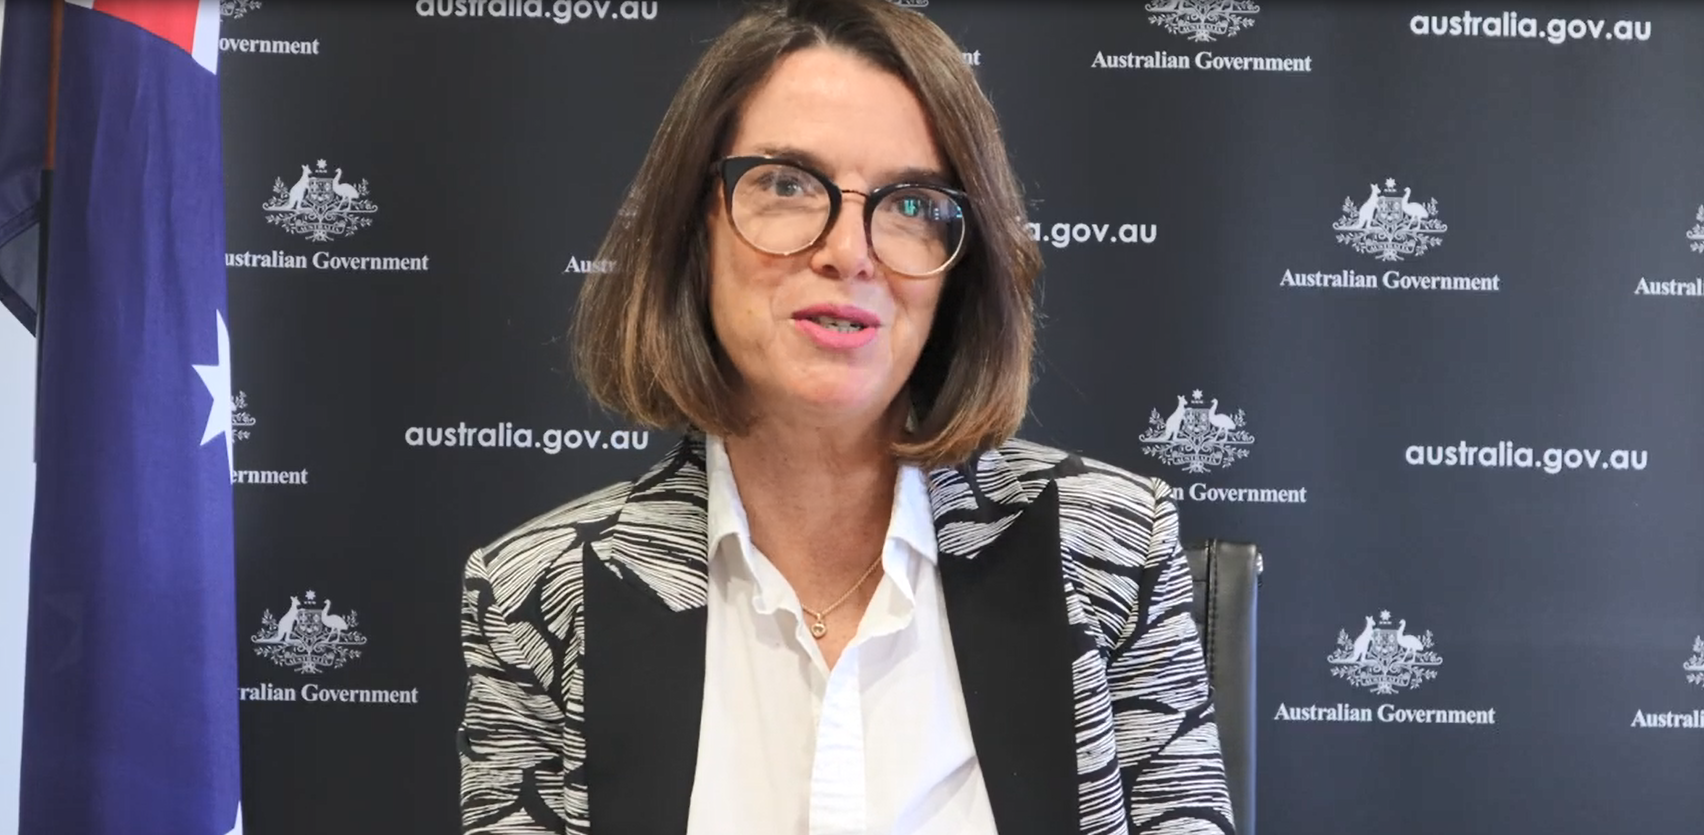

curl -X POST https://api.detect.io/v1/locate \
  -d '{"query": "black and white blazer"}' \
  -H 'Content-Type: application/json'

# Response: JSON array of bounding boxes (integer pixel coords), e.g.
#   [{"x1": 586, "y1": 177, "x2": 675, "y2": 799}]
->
[{"x1": 459, "y1": 431, "x2": 1236, "y2": 834}]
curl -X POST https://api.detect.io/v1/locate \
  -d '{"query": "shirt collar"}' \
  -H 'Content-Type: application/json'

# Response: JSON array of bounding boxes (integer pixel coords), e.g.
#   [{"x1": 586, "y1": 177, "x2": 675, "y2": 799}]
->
[
  {"x1": 704, "y1": 433, "x2": 938, "y2": 571},
  {"x1": 704, "y1": 434, "x2": 752, "y2": 567},
  {"x1": 887, "y1": 459, "x2": 938, "y2": 566}
]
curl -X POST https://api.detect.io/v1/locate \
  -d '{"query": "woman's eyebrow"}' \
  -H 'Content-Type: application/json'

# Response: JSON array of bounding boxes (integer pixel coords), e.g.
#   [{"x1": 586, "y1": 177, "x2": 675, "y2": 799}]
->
[{"x1": 750, "y1": 143, "x2": 951, "y2": 187}]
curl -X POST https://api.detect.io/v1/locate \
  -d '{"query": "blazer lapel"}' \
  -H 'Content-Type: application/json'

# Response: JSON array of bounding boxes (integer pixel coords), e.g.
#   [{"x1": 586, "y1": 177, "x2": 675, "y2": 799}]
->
[
  {"x1": 931, "y1": 456, "x2": 1082, "y2": 835},
  {"x1": 582, "y1": 434, "x2": 710, "y2": 835}
]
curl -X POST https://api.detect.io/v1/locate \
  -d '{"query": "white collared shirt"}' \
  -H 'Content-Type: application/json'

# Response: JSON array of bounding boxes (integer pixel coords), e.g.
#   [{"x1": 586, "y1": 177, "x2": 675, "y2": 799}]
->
[{"x1": 683, "y1": 435, "x2": 998, "y2": 835}]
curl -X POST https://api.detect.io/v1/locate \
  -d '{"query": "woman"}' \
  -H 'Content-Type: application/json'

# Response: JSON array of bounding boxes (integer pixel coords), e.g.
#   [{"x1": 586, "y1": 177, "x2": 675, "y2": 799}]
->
[{"x1": 458, "y1": 0, "x2": 1235, "y2": 833}]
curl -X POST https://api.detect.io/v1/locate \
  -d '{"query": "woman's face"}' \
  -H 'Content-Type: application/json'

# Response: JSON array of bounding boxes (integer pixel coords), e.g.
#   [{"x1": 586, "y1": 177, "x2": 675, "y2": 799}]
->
[{"x1": 706, "y1": 46, "x2": 949, "y2": 431}]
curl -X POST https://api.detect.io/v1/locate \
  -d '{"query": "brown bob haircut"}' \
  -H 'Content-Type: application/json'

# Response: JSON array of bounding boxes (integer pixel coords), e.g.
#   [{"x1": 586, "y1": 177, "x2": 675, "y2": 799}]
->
[{"x1": 570, "y1": 0, "x2": 1042, "y2": 469}]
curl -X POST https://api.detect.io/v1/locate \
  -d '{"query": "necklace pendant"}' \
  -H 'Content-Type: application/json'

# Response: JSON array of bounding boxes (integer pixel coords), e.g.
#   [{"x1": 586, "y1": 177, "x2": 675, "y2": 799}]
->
[{"x1": 809, "y1": 620, "x2": 827, "y2": 639}]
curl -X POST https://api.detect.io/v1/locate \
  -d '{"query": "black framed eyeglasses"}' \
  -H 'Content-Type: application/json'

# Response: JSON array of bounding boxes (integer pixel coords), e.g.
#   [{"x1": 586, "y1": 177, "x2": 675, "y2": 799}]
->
[{"x1": 710, "y1": 155, "x2": 971, "y2": 277}]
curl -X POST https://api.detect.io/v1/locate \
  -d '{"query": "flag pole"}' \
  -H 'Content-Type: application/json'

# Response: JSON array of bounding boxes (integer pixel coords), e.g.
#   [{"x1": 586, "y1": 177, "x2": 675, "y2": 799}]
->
[{"x1": 34, "y1": 0, "x2": 62, "y2": 463}]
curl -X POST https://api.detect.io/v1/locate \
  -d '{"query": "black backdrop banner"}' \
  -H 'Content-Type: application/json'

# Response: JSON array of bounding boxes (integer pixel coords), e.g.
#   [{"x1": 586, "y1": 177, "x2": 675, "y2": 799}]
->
[{"x1": 217, "y1": 1, "x2": 1704, "y2": 832}]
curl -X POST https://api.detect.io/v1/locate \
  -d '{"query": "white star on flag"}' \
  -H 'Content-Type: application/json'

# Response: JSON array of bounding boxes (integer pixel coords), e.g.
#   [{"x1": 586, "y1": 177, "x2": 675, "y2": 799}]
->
[
  {"x1": 192, "y1": 309, "x2": 234, "y2": 477},
  {"x1": 224, "y1": 802, "x2": 243, "y2": 835}
]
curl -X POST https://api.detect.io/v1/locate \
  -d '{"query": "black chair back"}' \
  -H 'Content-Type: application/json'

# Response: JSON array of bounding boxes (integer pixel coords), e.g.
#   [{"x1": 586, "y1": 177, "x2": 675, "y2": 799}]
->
[{"x1": 1182, "y1": 539, "x2": 1261, "y2": 835}]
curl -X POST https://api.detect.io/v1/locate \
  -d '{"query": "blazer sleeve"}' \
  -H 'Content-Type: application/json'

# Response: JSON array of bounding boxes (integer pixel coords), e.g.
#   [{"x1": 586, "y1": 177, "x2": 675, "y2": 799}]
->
[
  {"x1": 1109, "y1": 479, "x2": 1237, "y2": 834},
  {"x1": 458, "y1": 547, "x2": 569, "y2": 834}
]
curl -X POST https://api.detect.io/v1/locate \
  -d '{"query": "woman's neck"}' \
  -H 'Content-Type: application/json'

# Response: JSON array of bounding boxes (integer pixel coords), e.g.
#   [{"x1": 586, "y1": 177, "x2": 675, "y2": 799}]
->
[{"x1": 718, "y1": 406, "x2": 907, "y2": 586}]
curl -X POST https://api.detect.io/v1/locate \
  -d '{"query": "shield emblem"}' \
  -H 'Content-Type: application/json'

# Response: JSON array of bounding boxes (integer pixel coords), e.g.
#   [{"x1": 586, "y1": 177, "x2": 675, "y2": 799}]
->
[
  {"x1": 303, "y1": 177, "x2": 337, "y2": 212},
  {"x1": 1368, "y1": 627, "x2": 1401, "y2": 664}
]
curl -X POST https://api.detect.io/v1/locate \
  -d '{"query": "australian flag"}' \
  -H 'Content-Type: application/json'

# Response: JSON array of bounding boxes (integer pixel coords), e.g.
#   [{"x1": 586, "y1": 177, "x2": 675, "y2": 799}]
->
[{"x1": 1, "y1": 0, "x2": 243, "y2": 833}]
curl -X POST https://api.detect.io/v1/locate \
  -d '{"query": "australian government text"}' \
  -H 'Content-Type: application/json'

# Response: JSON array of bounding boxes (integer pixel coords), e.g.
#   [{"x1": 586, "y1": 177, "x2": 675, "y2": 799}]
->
[
  {"x1": 1092, "y1": 50, "x2": 1312, "y2": 73},
  {"x1": 1274, "y1": 703, "x2": 1497, "y2": 724},
  {"x1": 227, "y1": 250, "x2": 431, "y2": 272},
  {"x1": 1282, "y1": 269, "x2": 1501, "y2": 292}
]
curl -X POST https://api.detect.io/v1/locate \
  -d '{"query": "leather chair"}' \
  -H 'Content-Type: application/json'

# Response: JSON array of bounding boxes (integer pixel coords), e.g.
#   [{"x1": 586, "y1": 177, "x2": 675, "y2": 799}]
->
[{"x1": 1182, "y1": 539, "x2": 1261, "y2": 835}]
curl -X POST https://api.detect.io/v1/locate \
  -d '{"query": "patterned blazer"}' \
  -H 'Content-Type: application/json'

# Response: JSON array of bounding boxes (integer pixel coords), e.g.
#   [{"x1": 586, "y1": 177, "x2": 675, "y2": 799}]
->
[{"x1": 459, "y1": 431, "x2": 1236, "y2": 835}]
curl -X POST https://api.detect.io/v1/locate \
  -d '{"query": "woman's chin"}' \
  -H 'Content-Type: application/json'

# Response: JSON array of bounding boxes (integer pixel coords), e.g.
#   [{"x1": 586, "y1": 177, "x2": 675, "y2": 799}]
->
[{"x1": 767, "y1": 377, "x2": 892, "y2": 421}]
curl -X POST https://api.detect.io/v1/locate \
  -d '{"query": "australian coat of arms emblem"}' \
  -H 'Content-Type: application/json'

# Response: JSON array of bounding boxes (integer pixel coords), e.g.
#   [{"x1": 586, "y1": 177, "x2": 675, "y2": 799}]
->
[
  {"x1": 1328, "y1": 610, "x2": 1442, "y2": 695},
  {"x1": 221, "y1": 0, "x2": 261, "y2": 19},
  {"x1": 1138, "y1": 389, "x2": 1255, "y2": 474},
  {"x1": 263, "y1": 159, "x2": 377, "y2": 242},
  {"x1": 1145, "y1": 0, "x2": 1260, "y2": 42},
  {"x1": 1333, "y1": 177, "x2": 1448, "y2": 262},
  {"x1": 251, "y1": 589, "x2": 369, "y2": 674}
]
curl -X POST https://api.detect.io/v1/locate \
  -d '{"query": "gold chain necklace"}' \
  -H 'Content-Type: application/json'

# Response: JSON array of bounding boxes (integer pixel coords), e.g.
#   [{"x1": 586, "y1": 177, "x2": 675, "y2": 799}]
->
[{"x1": 800, "y1": 552, "x2": 885, "y2": 640}]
